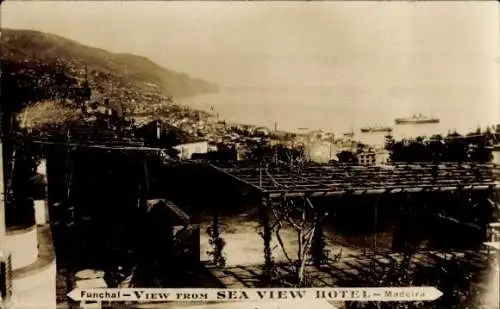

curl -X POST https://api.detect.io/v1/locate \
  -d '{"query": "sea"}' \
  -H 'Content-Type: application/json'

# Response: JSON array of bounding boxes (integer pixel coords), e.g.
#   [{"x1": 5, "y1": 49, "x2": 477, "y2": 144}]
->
[{"x1": 180, "y1": 86, "x2": 499, "y2": 147}]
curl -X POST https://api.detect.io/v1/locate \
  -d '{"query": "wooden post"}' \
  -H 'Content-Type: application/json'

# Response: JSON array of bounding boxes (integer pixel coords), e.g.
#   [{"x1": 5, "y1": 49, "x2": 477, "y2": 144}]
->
[
  {"x1": 212, "y1": 207, "x2": 221, "y2": 251},
  {"x1": 0, "y1": 142, "x2": 7, "y2": 260},
  {"x1": 373, "y1": 201, "x2": 378, "y2": 256},
  {"x1": 141, "y1": 155, "x2": 149, "y2": 210},
  {"x1": 311, "y1": 222, "x2": 326, "y2": 267},
  {"x1": 260, "y1": 195, "x2": 273, "y2": 284},
  {"x1": 62, "y1": 146, "x2": 75, "y2": 227},
  {"x1": 208, "y1": 202, "x2": 225, "y2": 267},
  {"x1": 0, "y1": 142, "x2": 12, "y2": 307}
]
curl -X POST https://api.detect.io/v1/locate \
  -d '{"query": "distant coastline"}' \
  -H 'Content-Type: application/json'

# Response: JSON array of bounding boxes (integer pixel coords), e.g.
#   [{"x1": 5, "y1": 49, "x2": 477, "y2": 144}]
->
[{"x1": 180, "y1": 87, "x2": 497, "y2": 147}]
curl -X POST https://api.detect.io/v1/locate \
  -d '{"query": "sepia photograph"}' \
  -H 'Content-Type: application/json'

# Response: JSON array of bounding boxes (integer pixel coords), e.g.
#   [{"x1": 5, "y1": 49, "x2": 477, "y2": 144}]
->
[{"x1": 0, "y1": 1, "x2": 499, "y2": 309}]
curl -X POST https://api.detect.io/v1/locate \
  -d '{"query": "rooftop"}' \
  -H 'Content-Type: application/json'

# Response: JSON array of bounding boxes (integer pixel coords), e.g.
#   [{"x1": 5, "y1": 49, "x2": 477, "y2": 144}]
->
[
  {"x1": 174, "y1": 138, "x2": 208, "y2": 146},
  {"x1": 25, "y1": 123, "x2": 145, "y2": 148}
]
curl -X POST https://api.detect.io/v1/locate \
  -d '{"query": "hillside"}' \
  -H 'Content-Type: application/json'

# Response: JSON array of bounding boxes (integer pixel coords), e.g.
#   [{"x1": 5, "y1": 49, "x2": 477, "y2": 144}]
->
[{"x1": 0, "y1": 28, "x2": 218, "y2": 128}]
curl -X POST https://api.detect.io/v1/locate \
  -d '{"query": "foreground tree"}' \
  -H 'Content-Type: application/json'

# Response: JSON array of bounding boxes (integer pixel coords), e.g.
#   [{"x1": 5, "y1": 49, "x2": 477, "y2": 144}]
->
[
  {"x1": 271, "y1": 195, "x2": 328, "y2": 286},
  {"x1": 386, "y1": 129, "x2": 495, "y2": 164},
  {"x1": 262, "y1": 164, "x2": 329, "y2": 286}
]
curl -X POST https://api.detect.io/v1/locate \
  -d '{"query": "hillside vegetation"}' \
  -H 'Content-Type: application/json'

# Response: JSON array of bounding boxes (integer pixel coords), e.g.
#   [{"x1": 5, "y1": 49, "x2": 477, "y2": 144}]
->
[{"x1": 1, "y1": 28, "x2": 218, "y2": 130}]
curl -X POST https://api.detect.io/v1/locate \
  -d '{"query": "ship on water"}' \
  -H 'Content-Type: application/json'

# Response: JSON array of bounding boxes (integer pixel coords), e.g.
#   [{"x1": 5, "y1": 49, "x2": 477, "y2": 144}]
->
[
  {"x1": 395, "y1": 113, "x2": 440, "y2": 125},
  {"x1": 360, "y1": 125, "x2": 393, "y2": 133}
]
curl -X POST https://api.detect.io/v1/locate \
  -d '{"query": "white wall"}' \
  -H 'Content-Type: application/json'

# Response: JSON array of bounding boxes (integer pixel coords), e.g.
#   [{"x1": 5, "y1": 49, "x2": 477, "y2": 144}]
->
[
  {"x1": 6, "y1": 226, "x2": 38, "y2": 270},
  {"x1": 13, "y1": 260, "x2": 57, "y2": 309},
  {"x1": 34, "y1": 200, "x2": 48, "y2": 225},
  {"x1": 174, "y1": 141, "x2": 208, "y2": 159},
  {"x1": 375, "y1": 151, "x2": 391, "y2": 165},
  {"x1": 492, "y1": 150, "x2": 500, "y2": 165},
  {"x1": 36, "y1": 159, "x2": 47, "y2": 177},
  {"x1": 304, "y1": 140, "x2": 337, "y2": 163}
]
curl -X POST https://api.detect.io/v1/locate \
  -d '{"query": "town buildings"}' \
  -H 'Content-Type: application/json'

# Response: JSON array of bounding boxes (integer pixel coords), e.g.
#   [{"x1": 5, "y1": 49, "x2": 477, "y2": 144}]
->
[
  {"x1": 174, "y1": 140, "x2": 209, "y2": 160},
  {"x1": 357, "y1": 148, "x2": 391, "y2": 166}
]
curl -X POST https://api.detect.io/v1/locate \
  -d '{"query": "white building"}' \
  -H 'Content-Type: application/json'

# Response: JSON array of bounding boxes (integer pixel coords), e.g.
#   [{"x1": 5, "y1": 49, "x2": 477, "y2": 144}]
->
[
  {"x1": 492, "y1": 149, "x2": 500, "y2": 165},
  {"x1": 357, "y1": 151, "x2": 376, "y2": 166},
  {"x1": 375, "y1": 149, "x2": 391, "y2": 165},
  {"x1": 305, "y1": 140, "x2": 337, "y2": 163},
  {"x1": 173, "y1": 140, "x2": 209, "y2": 159},
  {"x1": 357, "y1": 149, "x2": 390, "y2": 166}
]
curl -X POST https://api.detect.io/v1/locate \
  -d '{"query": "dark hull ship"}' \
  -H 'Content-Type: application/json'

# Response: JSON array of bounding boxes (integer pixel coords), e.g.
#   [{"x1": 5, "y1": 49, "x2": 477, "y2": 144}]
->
[{"x1": 360, "y1": 126, "x2": 393, "y2": 133}]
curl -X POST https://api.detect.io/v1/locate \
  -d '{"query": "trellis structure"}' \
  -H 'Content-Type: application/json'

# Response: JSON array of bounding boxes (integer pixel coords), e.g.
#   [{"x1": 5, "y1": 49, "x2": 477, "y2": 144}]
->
[
  {"x1": 212, "y1": 163, "x2": 500, "y2": 198},
  {"x1": 25, "y1": 124, "x2": 147, "y2": 149},
  {"x1": 208, "y1": 162, "x2": 500, "y2": 285}
]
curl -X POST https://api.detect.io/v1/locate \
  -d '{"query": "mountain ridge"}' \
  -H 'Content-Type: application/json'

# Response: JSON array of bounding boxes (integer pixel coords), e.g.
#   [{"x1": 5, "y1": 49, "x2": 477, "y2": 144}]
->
[{"x1": 1, "y1": 28, "x2": 219, "y2": 107}]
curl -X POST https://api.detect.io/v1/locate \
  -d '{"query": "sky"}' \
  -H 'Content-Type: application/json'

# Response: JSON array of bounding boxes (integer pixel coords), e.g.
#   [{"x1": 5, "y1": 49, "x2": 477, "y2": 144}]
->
[
  {"x1": 2, "y1": 1, "x2": 499, "y2": 123},
  {"x1": 2, "y1": 1, "x2": 498, "y2": 87}
]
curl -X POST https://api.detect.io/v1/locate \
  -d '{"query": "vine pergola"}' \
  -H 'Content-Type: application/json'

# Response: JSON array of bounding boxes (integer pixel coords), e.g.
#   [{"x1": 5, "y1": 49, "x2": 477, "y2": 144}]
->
[{"x1": 209, "y1": 162, "x2": 500, "y2": 286}]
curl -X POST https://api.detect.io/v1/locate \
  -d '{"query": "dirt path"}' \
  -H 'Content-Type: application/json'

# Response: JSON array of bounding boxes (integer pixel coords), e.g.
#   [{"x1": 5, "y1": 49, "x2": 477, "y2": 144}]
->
[{"x1": 200, "y1": 215, "x2": 362, "y2": 267}]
